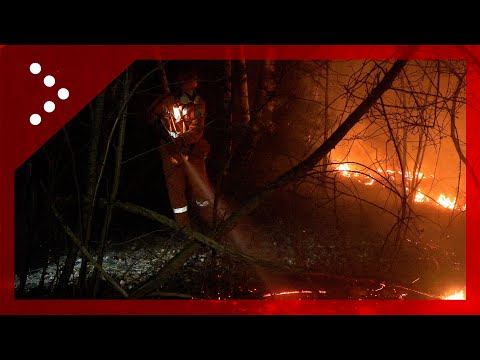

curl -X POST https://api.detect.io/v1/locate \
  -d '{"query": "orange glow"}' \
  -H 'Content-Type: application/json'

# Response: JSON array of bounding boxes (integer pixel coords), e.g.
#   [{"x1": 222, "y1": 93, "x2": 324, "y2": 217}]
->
[
  {"x1": 334, "y1": 161, "x2": 465, "y2": 211},
  {"x1": 443, "y1": 290, "x2": 465, "y2": 300}
]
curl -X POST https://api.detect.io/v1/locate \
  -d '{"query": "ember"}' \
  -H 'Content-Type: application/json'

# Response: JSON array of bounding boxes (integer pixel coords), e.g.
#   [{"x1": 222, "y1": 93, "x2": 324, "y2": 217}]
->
[{"x1": 263, "y1": 290, "x2": 326, "y2": 298}]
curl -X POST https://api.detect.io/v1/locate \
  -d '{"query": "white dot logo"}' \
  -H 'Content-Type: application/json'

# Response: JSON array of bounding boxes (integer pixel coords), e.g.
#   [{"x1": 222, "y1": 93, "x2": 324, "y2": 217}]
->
[
  {"x1": 44, "y1": 101, "x2": 55, "y2": 113},
  {"x1": 58, "y1": 88, "x2": 69, "y2": 100},
  {"x1": 30, "y1": 63, "x2": 41, "y2": 74},
  {"x1": 29, "y1": 62, "x2": 70, "y2": 125},
  {"x1": 30, "y1": 114, "x2": 41, "y2": 125},
  {"x1": 44, "y1": 75, "x2": 55, "y2": 87}
]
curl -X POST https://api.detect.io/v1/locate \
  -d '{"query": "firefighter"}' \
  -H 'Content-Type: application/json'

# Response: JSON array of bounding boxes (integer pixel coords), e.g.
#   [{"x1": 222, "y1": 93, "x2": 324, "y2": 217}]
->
[{"x1": 150, "y1": 69, "x2": 212, "y2": 229}]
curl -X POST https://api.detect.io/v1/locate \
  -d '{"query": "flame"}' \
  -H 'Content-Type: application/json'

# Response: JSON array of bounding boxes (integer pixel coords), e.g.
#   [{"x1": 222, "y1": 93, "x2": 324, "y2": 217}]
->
[
  {"x1": 414, "y1": 189, "x2": 429, "y2": 203},
  {"x1": 443, "y1": 290, "x2": 465, "y2": 300},
  {"x1": 404, "y1": 171, "x2": 424, "y2": 181},
  {"x1": 336, "y1": 163, "x2": 351, "y2": 177},
  {"x1": 436, "y1": 194, "x2": 456, "y2": 210},
  {"x1": 334, "y1": 161, "x2": 465, "y2": 211}
]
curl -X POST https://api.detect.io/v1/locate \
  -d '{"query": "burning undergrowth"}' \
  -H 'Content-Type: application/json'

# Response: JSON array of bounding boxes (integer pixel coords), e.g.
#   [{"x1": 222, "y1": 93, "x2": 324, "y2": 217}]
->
[
  {"x1": 232, "y1": 155, "x2": 466, "y2": 300},
  {"x1": 330, "y1": 161, "x2": 466, "y2": 211}
]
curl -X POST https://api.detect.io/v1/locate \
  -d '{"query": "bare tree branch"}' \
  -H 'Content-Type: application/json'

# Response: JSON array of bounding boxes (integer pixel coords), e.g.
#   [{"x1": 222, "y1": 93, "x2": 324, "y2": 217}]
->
[
  {"x1": 51, "y1": 205, "x2": 128, "y2": 298},
  {"x1": 100, "y1": 199, "x2": 292, "y2": 270}
]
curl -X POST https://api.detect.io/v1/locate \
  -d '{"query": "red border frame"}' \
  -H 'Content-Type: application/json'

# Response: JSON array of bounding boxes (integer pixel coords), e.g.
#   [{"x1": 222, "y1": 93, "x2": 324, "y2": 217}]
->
[{"x1": 1, "y1": 45, "x2": 478, "y2": 315}]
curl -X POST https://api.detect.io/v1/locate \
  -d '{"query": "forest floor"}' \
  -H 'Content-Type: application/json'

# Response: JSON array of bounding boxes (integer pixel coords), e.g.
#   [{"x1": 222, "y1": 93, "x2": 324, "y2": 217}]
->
[{"x1": 15, "y1": 177, "x2": 465, "y2": 300}]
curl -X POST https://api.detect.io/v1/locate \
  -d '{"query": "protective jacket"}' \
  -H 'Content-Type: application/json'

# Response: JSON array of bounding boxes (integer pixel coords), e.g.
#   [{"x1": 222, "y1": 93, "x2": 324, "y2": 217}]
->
[{"x1": 152, "y1": 91, "x2": 210, "y2": 159}]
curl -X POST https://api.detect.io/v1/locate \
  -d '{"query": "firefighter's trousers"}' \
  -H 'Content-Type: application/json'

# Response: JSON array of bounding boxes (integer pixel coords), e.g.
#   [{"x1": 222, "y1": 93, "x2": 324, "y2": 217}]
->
[{"x1": 160, "y1": 148, "x2": 212, "y2": 229}]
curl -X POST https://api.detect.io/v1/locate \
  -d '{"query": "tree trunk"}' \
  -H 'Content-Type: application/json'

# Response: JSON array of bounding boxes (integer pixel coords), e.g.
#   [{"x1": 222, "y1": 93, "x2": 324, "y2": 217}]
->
[
  {"x1": 237, "y1": 60, "x2": 277, "y2": 167},
  {"x1": 18, "y1": 162, "x2": 35, "y2": 295},
  {"x1": 158, "y1": 60, "x2": 170, "y2": 96},
  {"x1": 238, "y1": 59, "x2": 251, "y2": 126},
  {"x1": 57, "y1": 92, "x2": 104, "y2": 292},
  {"x1": 400, "y1": 74, "x2": 408, "y2": 176},
  {"x1": 252, "y1": 60, "x2": 276, "y2": 131},
  {"x1": 213, "y1": 60, "x2": 233, "y2": 228},
  {"x1": 147, "y1": 61, "x2": 170, "y2": 123},
  {"x1": 92, "y1": 70, "x2": 130, "y2": 296},
  {"x1": 58, "y1": 91, "x2": 105, "y2": 289},
  {"x1": 78, "y1": 90, "x2": 106, "y2": 291},
  {"x1": 321, "y1": 61, "x2": 330, "y2": 169}
]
